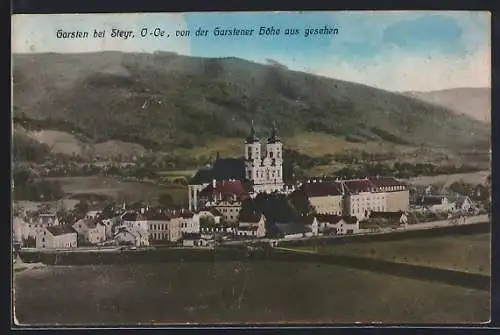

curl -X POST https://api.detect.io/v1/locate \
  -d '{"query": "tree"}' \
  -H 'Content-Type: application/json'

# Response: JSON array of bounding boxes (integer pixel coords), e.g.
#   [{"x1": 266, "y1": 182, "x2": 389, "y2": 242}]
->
[
  {"x1": 288, "y1": 189, "x2": 315, "y2": 217},
  {"x1": 158, "y1": 193, "x2": 174, "y2": 208},
  {"x1": 74, "y1": 200, "x2": 89, "y2": 218}
]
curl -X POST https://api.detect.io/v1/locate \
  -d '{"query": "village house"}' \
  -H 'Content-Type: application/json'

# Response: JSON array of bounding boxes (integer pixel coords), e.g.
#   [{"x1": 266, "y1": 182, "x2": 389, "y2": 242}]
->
[
  {"x1": 72, "y1": 218, "x2": 107, "y2": 245},
  {"x1": 114, "y1": 227, "x2": 138, "y2": 246},
  {"x1": 299, "y1": 216, "x2": 320, "y2": 237},
  {"x1": 181, "y1": 212, "x2": 200, "y2": 234},
  {"x1": 146, "y1": 212, "x2": 182, "y2": 243},
  {"x1": 116, "y1": 212, "x2": 150, "y2": 246},
  {"x1": 368, "y1": 211, "x2": 408, "y2": 226},
  {"x1": 182, "y1": 233, "x2": 215, "y2": 248},
  {"x1": 214, "y1": 200, "x2": 243, "y2": 224},
  {"x1": 36, "y1": 225, "x2": 77, "y2": 249},
  {"x1": 316, "y1": 214, "x2": 360, "y2": 235},
  {"x1": 419, "y1": 195, "x2": 455, "y2": 213},
  {"x1": 22, "y1": 212, "x2": 61, "y2": 241},
  {"x1": 237, "y1": 211, "x2": 267, "y2": 238},
  {"x1": 121, "y1": 211, "x2": 150, "y2": 231},
  {"x1": 454, "y1": 195, "x2": 474, "y2": 213}
]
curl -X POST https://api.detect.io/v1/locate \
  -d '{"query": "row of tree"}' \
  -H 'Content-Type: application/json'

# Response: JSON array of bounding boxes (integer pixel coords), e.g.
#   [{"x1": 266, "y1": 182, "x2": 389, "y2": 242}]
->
[{"x1": 13, "y1": 167, "x2": 65, "y2": 201}]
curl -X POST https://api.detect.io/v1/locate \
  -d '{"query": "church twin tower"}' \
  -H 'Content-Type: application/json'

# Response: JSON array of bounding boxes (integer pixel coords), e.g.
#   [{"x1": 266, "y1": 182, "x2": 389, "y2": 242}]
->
[{"x1": 244, "y1": 121, "x2": 284, "y2": 194}]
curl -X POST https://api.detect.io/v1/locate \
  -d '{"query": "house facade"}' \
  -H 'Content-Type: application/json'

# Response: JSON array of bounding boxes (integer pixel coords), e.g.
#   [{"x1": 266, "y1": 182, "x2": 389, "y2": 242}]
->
[
  {"x1": 316, "y1": 214, "x2": 360, "y2": 235},
  {"x1": 146, "y1": 214, "x2": 182, "y2": 243},
  {"x1": 237, "y1": 212, "x2": 266, "y2": 238},
  {"x1": 368, "y1": 211, "x2": 408, "y2": 226},
  {"x1": 420, "y1": 195, "x2": 455, "y2": 212},
  {"x1": 182, "y1": 233, "x2": 214, "y2": 248},
  {"x1": 214, "y1": 200, "x2": 242, "y2": 224},
  {"x1": 72, "y1": 218, "x2": 107, "y2": 245},
  {"x1": 181, "y1": 212, "x2": 200, "y2": 234},
  {"x1": 301, "y1": 181, "x2": 344, "y2": 215},
  {"x1": 36, "y1": 226, "x2": 77, "y2": 249},
  {"x1": 454, "y1": 196, "x2": 473, "y2": 213},
  {"x1": 22, "y1": 212, "x2": 61, "y2": 241},
  {"x1": 302, "y1": 177, "x2": 409, "y2": 221}
]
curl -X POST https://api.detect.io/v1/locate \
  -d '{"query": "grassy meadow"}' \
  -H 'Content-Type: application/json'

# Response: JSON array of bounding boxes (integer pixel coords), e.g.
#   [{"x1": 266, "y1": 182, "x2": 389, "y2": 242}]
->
[
  {"x1": 45, "y1": 176, "x2": 188, "y2": 206},
  {"x1": 295, "y1": 233, "x2": 491, "y2": 276},
  {"x1": 14, "y1": 261, "x2": 490, "y2": 325}
]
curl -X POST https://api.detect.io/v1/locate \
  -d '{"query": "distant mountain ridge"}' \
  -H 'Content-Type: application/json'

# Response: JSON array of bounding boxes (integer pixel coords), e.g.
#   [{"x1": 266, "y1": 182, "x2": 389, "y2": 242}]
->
[
  {"x1": 402, "y1": 88, "x2": 491, "y2": 122},
  {"x1": 12, "y1": 52, "x2": 490, "y2": 157}
]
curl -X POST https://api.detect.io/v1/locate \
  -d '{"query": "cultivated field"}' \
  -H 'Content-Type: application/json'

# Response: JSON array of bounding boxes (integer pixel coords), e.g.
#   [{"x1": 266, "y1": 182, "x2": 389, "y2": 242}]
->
[
  {"x1": 405, "y1": 170, "x2": 490, "y2": 187},
  {"x1": 296, "y1": 233, "x2": 491, "y2": 275},
  {"x1": 14, "y1": 261, "x2": 489, "y2": 325},
  {"x1": 45, "y1": 176, "x2": 188, "y2": 205}
]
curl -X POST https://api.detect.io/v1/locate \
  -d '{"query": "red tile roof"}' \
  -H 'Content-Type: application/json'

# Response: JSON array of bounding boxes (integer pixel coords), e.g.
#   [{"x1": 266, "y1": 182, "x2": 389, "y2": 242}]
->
[
  {"x1": 369, "y1": 177, "x2": 407, "y2": 189},
  {"x1": 343, "y1": 179, "x2": 375, "y2": 193},
  {"x1": 301, "y1": 182, "x2": 343, "y2": 197},
  {"x1": 200, "y1": 180, "x2": 249, "y2": 198}
]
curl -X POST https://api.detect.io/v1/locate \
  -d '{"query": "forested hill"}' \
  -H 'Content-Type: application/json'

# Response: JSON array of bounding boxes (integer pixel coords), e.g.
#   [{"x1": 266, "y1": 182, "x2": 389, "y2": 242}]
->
[{"x1": 12, "y1": 52, "x2": 490, "y2": 152}]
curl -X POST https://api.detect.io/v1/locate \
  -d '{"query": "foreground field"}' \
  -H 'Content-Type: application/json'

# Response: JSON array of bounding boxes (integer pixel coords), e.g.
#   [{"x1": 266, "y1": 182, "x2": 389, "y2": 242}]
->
[
  {"x1": 296, "y1": 233, "x2": 490, "y2": 276},
  {"x1": 45, "y1": 176, "x2": 188, "y2": 205},
  {"x1": 14, "y1": 261, "x2": 489, "y2": 325}
]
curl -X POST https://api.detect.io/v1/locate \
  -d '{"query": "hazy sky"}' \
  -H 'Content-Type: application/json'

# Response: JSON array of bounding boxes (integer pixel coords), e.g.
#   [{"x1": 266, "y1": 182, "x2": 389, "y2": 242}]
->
[{"x1": 12, "y1": 11, "x2": 490, "y2": 92}]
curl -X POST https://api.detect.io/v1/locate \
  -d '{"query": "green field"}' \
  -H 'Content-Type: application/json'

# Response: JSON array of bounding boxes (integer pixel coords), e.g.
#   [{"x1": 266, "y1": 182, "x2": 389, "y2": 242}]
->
[
  {"x1": 296, "y1": 233, "x2": 491, "y2": 275},
  {"x1": 46, "y1": 176, "x2": 188, "y2": 205},
  {"x1": 14, "y1": 261, "x2": 489, "y2": 325}
]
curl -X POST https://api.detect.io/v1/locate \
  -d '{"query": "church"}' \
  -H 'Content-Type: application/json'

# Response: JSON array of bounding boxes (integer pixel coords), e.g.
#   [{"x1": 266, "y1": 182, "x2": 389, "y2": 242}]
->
[{"x1": 188, "y1": 122, "x2": 286, "y2": 211}]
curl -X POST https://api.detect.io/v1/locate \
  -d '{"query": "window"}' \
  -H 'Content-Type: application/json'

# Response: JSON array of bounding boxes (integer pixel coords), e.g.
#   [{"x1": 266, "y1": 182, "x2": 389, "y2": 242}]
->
[
  {"x1": 42, "y1": 238, "x2": 45, "y2": 242},
  {"x1": 270, "y1": 151, "x2": 274, "y2": 158}
]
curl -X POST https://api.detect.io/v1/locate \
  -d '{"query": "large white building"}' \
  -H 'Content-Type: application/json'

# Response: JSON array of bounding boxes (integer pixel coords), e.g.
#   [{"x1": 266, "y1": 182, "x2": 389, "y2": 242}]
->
[{"x1": 302, "y1": 177, "x2": 409, "y2": 221}]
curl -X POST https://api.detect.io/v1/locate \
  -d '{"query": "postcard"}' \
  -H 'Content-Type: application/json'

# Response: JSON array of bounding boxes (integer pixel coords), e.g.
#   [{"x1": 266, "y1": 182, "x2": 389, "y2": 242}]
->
[{"x1": 11, "y1": 11, "x2": 491, "y2": 326}]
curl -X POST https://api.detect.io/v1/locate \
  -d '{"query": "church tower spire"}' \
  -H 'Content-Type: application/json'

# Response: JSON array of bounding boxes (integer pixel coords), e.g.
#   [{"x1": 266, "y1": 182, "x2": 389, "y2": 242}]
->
[
  {"x1": 268, "y1": 120, "x2": 281, "y2": 143},
  {"x1": 245, "y1": 120, "x2": 259, "y2": 144}
]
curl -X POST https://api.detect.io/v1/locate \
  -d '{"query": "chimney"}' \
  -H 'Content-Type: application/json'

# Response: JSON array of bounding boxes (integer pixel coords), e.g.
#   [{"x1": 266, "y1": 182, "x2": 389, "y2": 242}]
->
[{"x1": 212, "y1": 179, "x2": 216, "y2": 188}]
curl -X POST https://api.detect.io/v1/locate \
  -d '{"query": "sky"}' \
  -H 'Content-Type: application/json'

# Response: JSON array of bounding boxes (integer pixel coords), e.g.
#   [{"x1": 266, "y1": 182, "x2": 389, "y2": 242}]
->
[{"x1": 12, "y1": 11, "x2": 491, "y2": 92}]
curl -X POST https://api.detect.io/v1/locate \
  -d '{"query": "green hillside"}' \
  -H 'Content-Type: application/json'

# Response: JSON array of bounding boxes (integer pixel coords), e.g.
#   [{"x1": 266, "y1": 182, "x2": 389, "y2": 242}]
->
[{"x1": 12, "y1": 51, "x2": 490, "y2": 154}]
